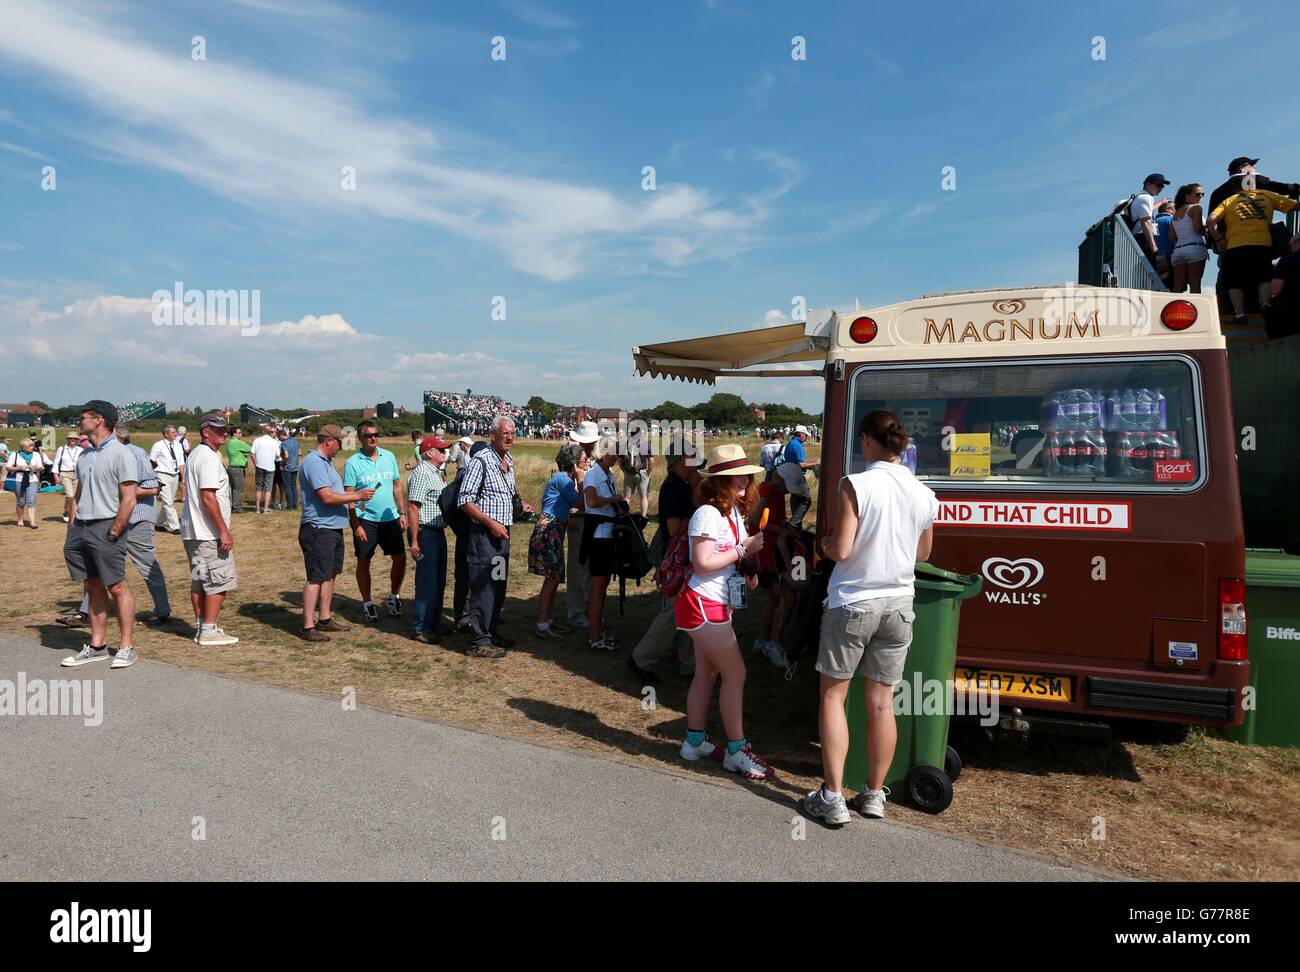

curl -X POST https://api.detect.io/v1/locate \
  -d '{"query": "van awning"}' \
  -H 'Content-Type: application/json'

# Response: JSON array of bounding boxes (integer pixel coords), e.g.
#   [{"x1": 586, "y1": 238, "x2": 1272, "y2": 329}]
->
[{"x1": 632, "y1": 321, "x2": 828, "y2": 385}]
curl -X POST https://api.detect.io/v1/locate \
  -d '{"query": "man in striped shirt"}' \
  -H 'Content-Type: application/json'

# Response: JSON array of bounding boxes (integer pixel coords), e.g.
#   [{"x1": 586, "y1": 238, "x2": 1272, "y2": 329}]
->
[
  {"x1": 458, "y1": 415, "x2": 516, "y2": 658},
  {"x1": 406, "y1": 435, "x2": 451, "y2": 644}
]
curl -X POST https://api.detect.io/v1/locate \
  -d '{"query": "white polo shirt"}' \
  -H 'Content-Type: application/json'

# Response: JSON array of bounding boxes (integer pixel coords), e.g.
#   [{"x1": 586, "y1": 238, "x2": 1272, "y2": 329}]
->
[{"x1": 149, "y1": 437, "x2": 185, "y2": 475}]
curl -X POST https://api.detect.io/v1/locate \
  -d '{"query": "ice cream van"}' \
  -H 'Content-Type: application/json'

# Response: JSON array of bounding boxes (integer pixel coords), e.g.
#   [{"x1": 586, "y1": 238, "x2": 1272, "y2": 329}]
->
[{"x1": 634, "y1": 286, "x2": 1250, "y2": 731}]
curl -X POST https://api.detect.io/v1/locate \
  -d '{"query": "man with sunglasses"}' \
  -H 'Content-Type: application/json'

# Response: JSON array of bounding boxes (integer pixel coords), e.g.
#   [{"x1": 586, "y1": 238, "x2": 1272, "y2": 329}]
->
[
  {"x1": 180, "y1": 413, "x2": 239, "y2": 646},
  {"x1": 344, "y1": 420, "x2": 408, "y2": 622}
]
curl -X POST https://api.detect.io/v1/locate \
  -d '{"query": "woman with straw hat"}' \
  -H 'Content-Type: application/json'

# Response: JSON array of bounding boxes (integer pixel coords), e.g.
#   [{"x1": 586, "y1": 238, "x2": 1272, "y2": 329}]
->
[{"x1": 677, "y1": 443, "x2": 773, "y2": 781}]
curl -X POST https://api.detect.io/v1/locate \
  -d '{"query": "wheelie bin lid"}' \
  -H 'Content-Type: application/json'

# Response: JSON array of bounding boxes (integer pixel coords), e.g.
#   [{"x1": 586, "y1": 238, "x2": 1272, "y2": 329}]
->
[
  {"x1": 1245, "y1": 549, "x2": 1300, "y2": 588},
  {"x1": 915, "y1": 561, "x2": 983, "y2": 598}
]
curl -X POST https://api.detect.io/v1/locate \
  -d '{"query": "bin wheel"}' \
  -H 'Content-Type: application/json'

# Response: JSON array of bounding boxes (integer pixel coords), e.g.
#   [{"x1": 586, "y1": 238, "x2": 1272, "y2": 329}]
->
[
  {"x1": 905, "y1": 765, "x2": 953, "y2": 815},
  {"x1": 944, "y1": 745, "x2": 962, "y2": 784}
]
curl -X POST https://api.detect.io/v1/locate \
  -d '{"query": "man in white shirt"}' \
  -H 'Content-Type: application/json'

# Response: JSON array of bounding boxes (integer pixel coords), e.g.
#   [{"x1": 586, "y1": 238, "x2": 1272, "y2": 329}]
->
[
  {"x1": 250, "y1": 423, "x2": 281, "y2": 514},
  {"x1": 1129, "y1": 173, "x2": 1170, "y2": 265},
  {"x1": 148, "y1": 424, "x2": 186, "y2": 533},
  {"x1": 53, "y1": 432, "x2": 84, "y2": 523},
  {"x1": 759, "y1": 431, "x2": 783, "y2": 478},
  {"x1": 181, "y1": 413, "x2": 238, "y2": 646}
]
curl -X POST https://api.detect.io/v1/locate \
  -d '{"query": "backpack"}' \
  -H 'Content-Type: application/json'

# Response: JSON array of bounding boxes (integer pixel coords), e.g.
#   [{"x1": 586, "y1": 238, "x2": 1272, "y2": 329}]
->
[
  {"x1": 654, "y1": 526, "x2": 693, "y2": 598},
  {"x1": 438, "y1": 462, "x2": 483, "y2": 533},
  {"x1": 781, "y1": 555, "x2": 835, "y2": 664},
  {"x1": 612, "y1": 512, "x2": 651, "y2": 581}
]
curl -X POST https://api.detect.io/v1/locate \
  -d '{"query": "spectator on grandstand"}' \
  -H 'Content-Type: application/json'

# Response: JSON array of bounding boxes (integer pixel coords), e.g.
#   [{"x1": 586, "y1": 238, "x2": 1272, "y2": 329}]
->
[
  {"x1": 1208, "y1": 182, "x2": 1299, "y2": 324},
  {"x1": 580, "y1": 437, "x2": 625, "y2": 652},
  {"x1": 458, "y1": 415, "x2": 518, "y2": 658},
  {"x1": 529, "y1": 443, "x2": 586, "y2": 640},
  {"x1": 627, "y1": 442, "x2": 700, "y2": 684},
  {"x1": 279, "y1": 428, "x2": 301, "y2": 511},
  {"x1": 406, "y1": 435, "x2": 452, "y2": 644},
  {"x1": 1129, "y1": 173, "x2": 1170, "y2": 267},
  {"x1": 565, "y1": 421, "x2": 600, "y2": 629},
  {"x1": 61, "y1": 400, "x2": 141, "y2": 670},
  {"x1": 180, "y1": 413, "x2": 238, "y2": 647},
  {"x1": 52, "y1": 432, "x2": 83, "y2": 523},
  {"x1": 6, "y1": 436, "x2": 44, "y2": 527},
  {"x1": 149, "y1": 425, "x2": 185, "y2": 533},
  {"x1": 1169, "y1": 183, "x2": 1209, "y2": 294},
  {"x1": 251, "y1": 424, "x2": 280, "y2": 514},
  {"x1": 1207, "y1": 156, "x2": 1300, "y2": 218},
  {"x1": 344, "y1": 419, "x2": 408, "y2": 623},
  {"x1": 1268, "y1": 233, "x2": 1300, "y2": 339},
  {"x1": 298, "y1": 425, "x2": 374, "y2": 642},
  {"x1": 225, "y1": 427, "x2": 251, "y2": 513}
]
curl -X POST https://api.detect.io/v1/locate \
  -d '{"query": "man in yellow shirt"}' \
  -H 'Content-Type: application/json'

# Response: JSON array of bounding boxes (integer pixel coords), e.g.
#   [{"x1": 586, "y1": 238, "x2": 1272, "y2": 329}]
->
[{"x1": 1208, "y1": 188, "x2": 1298, "y2": 322}]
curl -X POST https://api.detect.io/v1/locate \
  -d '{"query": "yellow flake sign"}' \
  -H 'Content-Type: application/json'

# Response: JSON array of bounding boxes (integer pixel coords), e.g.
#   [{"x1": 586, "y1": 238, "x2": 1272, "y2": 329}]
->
[{"x1": 949, "y1": 433, "x2": 991, "y2": 478}]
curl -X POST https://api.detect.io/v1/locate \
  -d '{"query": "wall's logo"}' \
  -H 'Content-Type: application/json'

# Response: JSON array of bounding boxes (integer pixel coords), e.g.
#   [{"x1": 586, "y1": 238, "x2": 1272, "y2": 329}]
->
[
  {"x1": 981, "y1": 557, "x2": 1046, "y2": 605},
  {"x1": 992, "y1": 298, "x2": 1026, "y2": 314}
]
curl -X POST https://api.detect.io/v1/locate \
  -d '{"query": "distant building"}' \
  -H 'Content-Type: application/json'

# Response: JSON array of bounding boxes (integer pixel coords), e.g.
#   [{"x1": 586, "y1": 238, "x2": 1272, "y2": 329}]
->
[
  {"x1": 0, "y1": 403, "x2": 46, "y2": 428},
  {"x1": 747, "y1": 402, "x2": 766, "y2": 423}
]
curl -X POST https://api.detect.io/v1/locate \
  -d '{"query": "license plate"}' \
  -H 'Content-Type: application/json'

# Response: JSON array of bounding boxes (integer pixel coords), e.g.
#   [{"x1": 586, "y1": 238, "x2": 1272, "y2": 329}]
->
[{"x1": 953, "y1": 667, "x2": 1073, "y2": 702}]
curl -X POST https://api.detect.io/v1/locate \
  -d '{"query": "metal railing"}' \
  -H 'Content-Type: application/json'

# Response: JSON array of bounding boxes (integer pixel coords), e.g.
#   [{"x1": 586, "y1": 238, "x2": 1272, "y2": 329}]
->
[{"x1": 1078, "y1": 214, "x2": 1169, "y2": 291}]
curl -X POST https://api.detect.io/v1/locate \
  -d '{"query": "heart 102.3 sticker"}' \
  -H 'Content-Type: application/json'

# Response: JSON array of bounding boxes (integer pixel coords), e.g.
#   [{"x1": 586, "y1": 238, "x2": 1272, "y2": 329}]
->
[{"x1": 1153, "y1": 458, "x2": 1195, "y2": 482}]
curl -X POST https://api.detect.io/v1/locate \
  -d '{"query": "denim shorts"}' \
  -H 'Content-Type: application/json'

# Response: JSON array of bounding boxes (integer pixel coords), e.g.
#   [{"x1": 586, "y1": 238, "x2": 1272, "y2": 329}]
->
[{"x1": 816, "y1": 596, "x2": 916, "y2": 685}]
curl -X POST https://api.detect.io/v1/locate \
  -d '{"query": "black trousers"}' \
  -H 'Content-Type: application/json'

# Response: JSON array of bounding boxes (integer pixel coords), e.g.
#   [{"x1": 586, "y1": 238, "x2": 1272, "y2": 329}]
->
[{"x1": 465, "y1": 523, "x2": 509, "y2": 647}]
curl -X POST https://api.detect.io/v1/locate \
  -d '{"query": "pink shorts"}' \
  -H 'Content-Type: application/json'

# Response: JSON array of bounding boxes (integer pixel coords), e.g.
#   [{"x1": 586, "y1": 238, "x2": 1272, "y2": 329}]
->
[{"x1": 676, "y1": 589, "x2": 732, "y2": 630}]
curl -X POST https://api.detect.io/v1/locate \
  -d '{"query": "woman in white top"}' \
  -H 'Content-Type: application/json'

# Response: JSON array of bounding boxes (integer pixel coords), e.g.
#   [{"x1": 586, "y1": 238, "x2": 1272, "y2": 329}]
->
[
  {"x1": 580, "y1": 438, "x2": 626, "y2": 651},
  {"x1": 675, "y1": 444, "x2": 771, "y2": 781},
  {"x1": 804, "y1": 410, "x2": 937, "y2": 825},
  {"x1": 1169, "y1": 183, "x2": 1209, "y2": 294},
  {"x1": 6, "y1": 437, "x2": 46, "y2": 527}
]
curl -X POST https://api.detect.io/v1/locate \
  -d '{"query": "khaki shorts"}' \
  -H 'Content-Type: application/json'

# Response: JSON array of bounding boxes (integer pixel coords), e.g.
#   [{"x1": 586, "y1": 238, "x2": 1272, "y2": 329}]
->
[
  {"x1": 61, "y1": 474, "x2": 78, "y2": 497},
  {"x1": 816, "y1": 596, "x2": 915, "y2": 685},
  {"x1": 184, "y1": 539, "x2": 238, "y2": 595}
]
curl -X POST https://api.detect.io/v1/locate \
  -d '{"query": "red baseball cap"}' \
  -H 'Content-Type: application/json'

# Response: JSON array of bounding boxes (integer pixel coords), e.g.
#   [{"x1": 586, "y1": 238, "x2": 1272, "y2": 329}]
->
[{"x1": 420, "y1": 435, "x2": 451, "y2": 454}]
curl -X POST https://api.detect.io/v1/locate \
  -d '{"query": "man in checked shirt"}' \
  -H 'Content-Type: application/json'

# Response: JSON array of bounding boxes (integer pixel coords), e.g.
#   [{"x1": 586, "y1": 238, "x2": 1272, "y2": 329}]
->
[{"x1": 458, "y1": 415, "x2": 517, "y2": 659}]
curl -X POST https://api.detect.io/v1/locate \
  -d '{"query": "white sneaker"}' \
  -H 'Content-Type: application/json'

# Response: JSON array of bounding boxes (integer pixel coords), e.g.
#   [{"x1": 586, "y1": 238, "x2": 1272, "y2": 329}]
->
[
  {"x1": 61, "y1": 644, "x2": 110, "y2": 667},
  {"x1": 61, "y1": 515, "x2": 69, "y2": 523},
  {"x1": 804, "y1": 787, "x2": 851, "y2": 826},
  {"x1": 197, "y1": 627, "x2": 240, "y2": 647},
  {"x1": 854, "y1": 787, "x2": 890, "y2": 819},
  {"x1": 722, "y1": 744, "x2": 774, "y2": 781},
  {"x1": 110, "y1": 646, "x2": 137, "y2": 669},
  {"x1": 679, "y1": 737, "x2": 717, "y2": 761}
]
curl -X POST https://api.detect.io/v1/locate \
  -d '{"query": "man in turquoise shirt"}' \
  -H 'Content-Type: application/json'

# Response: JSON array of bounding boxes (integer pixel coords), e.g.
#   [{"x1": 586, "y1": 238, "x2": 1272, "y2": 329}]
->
[{"x1": 343, "y1": 420, "x2": 409, "y2": 621}]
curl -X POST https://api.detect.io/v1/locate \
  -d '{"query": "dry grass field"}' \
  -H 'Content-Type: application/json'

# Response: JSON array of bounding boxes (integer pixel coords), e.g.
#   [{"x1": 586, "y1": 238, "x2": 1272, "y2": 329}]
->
[{"x1": 4, "y1": 433, "x2": 1298, "y2": 880}]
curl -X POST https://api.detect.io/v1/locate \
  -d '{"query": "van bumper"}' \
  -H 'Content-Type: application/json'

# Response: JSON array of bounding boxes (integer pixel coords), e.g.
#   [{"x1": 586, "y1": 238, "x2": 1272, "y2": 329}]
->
[{"x1": 1087, "y1": 677, "x2": 1237, "y2": 721}]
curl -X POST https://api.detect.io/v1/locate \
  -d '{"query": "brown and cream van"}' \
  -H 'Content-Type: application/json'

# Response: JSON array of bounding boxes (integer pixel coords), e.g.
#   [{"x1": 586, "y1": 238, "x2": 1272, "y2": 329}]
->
[{"x1": 634, "y1": 286, "x2": 1250, "y2": 731}]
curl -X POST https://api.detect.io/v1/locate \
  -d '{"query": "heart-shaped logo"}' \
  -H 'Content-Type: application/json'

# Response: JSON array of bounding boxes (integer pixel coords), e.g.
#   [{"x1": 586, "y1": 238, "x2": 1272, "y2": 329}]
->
[{"x1": 981, "y1": 557, "x2": 1045, "y2": 590}]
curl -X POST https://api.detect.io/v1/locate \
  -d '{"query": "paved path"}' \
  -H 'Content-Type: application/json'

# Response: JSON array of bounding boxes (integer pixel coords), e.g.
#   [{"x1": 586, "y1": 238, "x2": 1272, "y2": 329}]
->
[{"x1": 0, "y1": 634, "x2": 1107, "y2": 881}]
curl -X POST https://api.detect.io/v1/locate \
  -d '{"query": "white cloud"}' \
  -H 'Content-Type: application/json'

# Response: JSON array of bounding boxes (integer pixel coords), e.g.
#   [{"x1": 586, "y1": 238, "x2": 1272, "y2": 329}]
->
[{"x1": 1, "y1": 5, "x2": 784, "y2": 281}]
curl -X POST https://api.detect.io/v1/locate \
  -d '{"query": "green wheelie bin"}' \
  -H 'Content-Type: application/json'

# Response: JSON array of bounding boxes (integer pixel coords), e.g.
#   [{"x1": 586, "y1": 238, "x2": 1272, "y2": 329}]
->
[
  {"x1": 843, "y1": 563, "x2": 983, "y2": 814},
  {"x1": 1222, "y1": 550, "x2": 1300, "y2": 748}
]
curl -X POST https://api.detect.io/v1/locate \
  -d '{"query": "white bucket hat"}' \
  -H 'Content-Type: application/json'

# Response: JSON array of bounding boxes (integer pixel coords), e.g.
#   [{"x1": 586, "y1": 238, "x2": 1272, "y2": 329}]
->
[{"x1": 569, "y1": 420, "x2": 600, "y2": 444}]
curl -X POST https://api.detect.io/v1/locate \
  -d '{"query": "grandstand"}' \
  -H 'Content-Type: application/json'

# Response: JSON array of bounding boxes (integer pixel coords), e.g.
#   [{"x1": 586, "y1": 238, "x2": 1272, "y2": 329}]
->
[
  {"x1": 423, "y1": 390, "x2": 545, "y2": 437},
  {"x1": 118, "y1": 400, "x2": 166, "y2": 422},
  {"x1": 239, "y1": 402, "x2": 278, "y2": 426}
]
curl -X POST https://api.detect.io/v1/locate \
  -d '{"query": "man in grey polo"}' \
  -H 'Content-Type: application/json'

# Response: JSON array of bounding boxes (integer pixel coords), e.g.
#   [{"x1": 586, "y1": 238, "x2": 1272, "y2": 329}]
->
[
  {"x1": 62, "y1": 400, "x2": 141, "y2": 669},
  {"x1": 65, "y1": 426, "x2": 171, "y2": 627}
]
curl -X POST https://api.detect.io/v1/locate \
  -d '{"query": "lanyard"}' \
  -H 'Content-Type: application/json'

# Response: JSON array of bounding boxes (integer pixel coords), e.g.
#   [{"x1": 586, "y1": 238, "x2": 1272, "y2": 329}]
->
[{"x1": 169, "y1": 441, "x2": 179, "y2": 471}]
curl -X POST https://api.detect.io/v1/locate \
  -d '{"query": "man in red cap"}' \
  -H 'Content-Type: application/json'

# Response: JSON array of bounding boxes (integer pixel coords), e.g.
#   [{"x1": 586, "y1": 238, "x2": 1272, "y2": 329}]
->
[{"x1": 406, "y1": 434, "x2": 452, "y2": 643}]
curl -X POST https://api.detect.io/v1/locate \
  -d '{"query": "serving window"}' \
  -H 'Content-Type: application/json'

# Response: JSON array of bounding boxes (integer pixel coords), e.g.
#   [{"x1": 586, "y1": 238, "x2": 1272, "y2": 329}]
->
[{"x1": 846, "y1": 356, "x2": 1205, "y2": 490}]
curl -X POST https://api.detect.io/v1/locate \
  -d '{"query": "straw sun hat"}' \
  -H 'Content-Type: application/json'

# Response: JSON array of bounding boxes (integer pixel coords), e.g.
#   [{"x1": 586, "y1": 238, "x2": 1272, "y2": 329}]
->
[{"x1": 698, "y1": 443, "x2": 764, "y2": 478}]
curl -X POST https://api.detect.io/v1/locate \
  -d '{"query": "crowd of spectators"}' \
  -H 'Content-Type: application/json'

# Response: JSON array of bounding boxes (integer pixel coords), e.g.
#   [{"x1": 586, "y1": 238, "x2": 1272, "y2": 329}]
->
[{"x1": 1122, "y1": 156, "x2": 1300, "y2": 337}]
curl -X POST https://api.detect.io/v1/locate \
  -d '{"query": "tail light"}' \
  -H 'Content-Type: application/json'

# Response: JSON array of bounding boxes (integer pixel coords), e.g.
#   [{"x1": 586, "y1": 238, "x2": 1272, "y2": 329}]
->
[
  {"x1": 1218, "y1": 578, "x2": 1247, "y2": 660},
  {"x1": 1161, "y1": 300, "x2": 1197, "y2": 331},
  {"x1": 849, "y1": 316, "x2": 878, "y2": 343}
]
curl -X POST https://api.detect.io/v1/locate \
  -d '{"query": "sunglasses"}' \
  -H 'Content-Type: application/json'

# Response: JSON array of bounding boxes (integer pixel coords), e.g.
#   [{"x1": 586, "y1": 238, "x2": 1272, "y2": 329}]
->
[{"x1": 361, "y1": 433, "x2": 379, "y2": 440}]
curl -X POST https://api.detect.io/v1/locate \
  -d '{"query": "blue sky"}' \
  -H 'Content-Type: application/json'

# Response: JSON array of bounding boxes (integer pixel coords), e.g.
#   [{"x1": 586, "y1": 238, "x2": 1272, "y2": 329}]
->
[{"x1": 2, "y1": 0, "x2": 1296, "y2": 414}]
